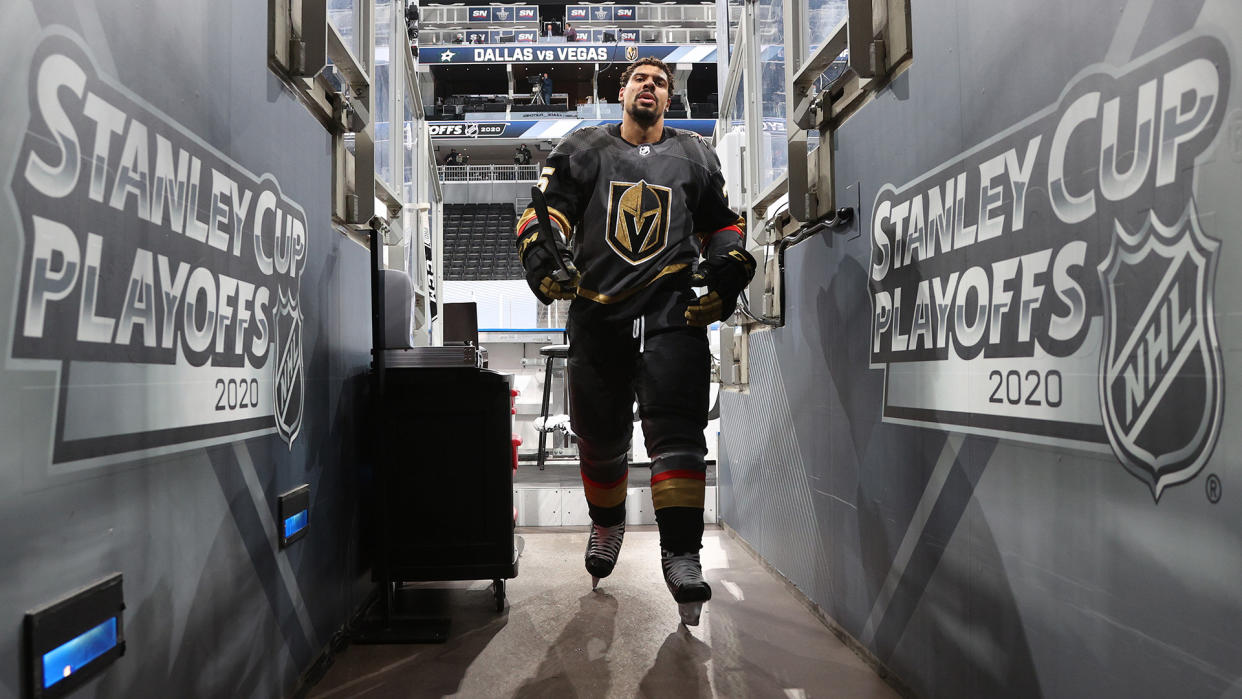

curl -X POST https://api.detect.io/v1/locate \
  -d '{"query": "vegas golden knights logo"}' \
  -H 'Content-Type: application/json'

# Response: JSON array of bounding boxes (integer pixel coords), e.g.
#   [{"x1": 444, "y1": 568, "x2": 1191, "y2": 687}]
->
[
  {"x1": 625, "y1": 45, "x2": 639, "y2": 62},
  {"x1": 607, "y1": 180, "x2": 671, "y2": 265}
]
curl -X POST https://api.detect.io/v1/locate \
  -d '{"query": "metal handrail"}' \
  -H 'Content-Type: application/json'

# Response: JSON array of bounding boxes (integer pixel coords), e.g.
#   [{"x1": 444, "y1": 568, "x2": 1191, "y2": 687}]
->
[{"x1": 437, "y1": 164, "x2": 541, "y2": 182}]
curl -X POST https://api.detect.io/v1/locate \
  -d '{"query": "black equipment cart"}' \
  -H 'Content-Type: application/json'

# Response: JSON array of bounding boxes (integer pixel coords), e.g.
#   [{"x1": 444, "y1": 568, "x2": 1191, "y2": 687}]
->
[
  {"x1": 375, "y1": 363, "x2": 519, "y2": 612},
  {"x1": 359, "y1": 225, "x2": 518, "y2": 644}
]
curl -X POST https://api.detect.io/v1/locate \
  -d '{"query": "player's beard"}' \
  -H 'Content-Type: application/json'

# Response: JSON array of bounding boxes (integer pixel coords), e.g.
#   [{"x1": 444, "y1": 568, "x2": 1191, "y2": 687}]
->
[{"x1": 626, "y1": 92, "x2": 661, "y2": 126}]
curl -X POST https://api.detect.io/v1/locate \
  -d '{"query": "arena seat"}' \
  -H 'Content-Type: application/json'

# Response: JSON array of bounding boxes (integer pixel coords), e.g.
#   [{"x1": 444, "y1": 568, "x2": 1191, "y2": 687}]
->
[{"x1": 443, "y1": 203, "x2": 523, "y2": 281}]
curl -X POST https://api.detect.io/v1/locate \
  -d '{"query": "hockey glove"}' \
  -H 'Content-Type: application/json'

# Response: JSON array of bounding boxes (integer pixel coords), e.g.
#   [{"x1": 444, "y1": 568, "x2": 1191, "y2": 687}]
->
[
  {"x1": 516, "y1": 227, "x2": 580, "y2": 304},
  {"x1": 685, "y1": 247, "x2": 756, "y2": 326}
]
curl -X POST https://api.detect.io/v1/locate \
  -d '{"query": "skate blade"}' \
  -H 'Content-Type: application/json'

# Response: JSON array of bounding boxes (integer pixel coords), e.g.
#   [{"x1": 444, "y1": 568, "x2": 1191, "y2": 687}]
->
[{"x1": 678, "y1": 601, "x2": 704, "y2": 626}]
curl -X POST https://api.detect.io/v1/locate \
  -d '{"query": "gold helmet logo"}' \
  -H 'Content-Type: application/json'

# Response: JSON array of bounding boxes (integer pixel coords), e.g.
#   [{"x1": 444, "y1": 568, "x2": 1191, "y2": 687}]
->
[
  {"x1": 625, "y1": 45, "x2": 639, "y2": 62},
  {"x1": 607, "y1": 180, "x2": 671, "y2": 264}
]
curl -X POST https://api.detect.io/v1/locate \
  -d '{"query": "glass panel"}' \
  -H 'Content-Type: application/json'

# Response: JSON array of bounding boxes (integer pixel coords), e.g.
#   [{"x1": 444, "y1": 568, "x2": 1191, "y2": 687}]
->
[
  {"x1": 807, "y1": 0, "x2": 848, "y2": 61},
  {"x1": 807, "y1": 0, "x2": 849, "y2": 85},
  {"x1": 728, "y1": 0, "x2": 744, "y2": 56},
  {"x1": 328, "y1": 0, "x2": 360, "y2": 61},
  {"x1": 731, "y1": 72, "x2": 745, "y2": 128},
  {"x1": 756, "y1": 0, "x2": 786, "y2": 191},
  {"x1": 403, "y1": 89, "x2": 416, "y2": 203},
  {"x1": 375, "y1": 0, "x2": 394, "y2": 190}
]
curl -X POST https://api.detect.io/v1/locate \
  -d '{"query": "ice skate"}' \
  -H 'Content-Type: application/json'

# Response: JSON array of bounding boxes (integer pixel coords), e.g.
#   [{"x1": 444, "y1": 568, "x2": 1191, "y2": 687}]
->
[
  {"x1": 661, "y1": 549, "x2": 712, "y2": 626},
  {"x1": 585, "y1": 521, "x2": 625, "y2": 589}
]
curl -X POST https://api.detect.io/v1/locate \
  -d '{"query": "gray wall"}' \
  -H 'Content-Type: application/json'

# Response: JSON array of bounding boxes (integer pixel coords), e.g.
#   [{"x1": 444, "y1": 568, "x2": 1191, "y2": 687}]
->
[
  {"x1": 1, "y1": 1, "x2": 373, "y2": 697},
  {"x1": 720, "y1": 1, "x2": 1242, "y2": 697},
  {"x1": 442, "y1": 180, "x2": 533, "y2": 207}
]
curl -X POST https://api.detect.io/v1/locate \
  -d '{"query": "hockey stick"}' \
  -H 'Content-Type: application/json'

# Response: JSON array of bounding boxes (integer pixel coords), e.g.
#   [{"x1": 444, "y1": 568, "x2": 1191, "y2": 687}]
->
[{"x1": 529, "y1": 186, "x2": 574, "y2": 284}]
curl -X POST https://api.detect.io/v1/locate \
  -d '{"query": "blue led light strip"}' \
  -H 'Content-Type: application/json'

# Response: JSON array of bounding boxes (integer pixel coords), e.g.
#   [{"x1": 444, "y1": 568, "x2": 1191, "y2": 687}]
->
[
  {"x1": 42, "y1": 617, "x2": 117, "y2": 689},
  {"x1": 283, "y1": 510, "x2": 308, "y2": 539}
]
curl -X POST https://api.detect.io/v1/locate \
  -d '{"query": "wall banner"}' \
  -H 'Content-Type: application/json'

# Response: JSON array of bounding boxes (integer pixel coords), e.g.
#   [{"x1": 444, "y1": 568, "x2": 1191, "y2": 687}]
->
[
  {"x1": 421, "y1": 44, "x2": 718, "y2": 65},
  {"x1": 8, "y1": 30, "x2": 307, "y2": 465},
  {"x1": 868, "y1": 34, "x2": 1229, "y2": 499},
  {"x1": 426, "y1": 119, "x2": 716, "y2": 140},
  {"x1": 427, "y1": 122, "x2": 511, "y2": 138}
]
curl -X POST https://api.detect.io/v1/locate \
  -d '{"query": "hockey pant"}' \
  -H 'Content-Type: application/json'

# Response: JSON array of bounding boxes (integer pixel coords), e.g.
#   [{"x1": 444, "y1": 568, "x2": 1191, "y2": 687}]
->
[{"x1": 567, "y1": 305, "x2": 709, "y2": 555}]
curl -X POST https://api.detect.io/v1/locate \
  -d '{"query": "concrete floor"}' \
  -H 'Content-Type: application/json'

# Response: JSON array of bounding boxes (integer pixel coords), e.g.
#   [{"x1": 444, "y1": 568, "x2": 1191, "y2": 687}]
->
[{"x1": 308, "y1": 527, "x2": 899, "y2": 699}]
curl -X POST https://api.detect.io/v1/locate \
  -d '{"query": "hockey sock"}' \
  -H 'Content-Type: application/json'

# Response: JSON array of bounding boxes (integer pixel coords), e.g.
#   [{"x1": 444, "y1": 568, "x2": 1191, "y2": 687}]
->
[
  {"x1": 580, "y1": 440, "x2": 628, "y2": 527},
  {"x1": 650, "y1": 451, "x2": 706, "y2": 553}
]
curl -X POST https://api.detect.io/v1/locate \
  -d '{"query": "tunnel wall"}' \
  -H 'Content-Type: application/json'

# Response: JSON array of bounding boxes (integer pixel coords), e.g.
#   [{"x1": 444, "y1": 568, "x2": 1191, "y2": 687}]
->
[
  {"x1": 0, "y1": 2, "x2": 373, "y2": 697},
  {"x1": 719, "y1": 1, "x2": 1242, "y2": 697}
]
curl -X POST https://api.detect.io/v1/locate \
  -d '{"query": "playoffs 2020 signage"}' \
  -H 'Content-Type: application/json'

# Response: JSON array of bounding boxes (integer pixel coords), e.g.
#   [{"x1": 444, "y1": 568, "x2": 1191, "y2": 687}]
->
[
  {"x1": 8, "y1": 31, "x2": 307, "y2": 465},
  {"x1": 869, "y1": 34, "x2": 1228, "y2": 500}
]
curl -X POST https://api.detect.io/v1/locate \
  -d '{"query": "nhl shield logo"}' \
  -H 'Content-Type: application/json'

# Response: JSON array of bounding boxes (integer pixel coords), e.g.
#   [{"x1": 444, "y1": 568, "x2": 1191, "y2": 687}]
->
[
  {"x1": 274, "y1": 290, "x2": 306, "y2": 449},
  {"x1": 1097, "y1": 203, "x2": 1223, "y2": 501}
]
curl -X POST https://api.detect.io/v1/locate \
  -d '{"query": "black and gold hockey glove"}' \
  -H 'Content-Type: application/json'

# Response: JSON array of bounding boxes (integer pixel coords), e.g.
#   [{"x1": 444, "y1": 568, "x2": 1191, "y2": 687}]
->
[
  {"x1": 516, "y1": 227, "x2": 580, "y2": 304},
  {"x1": 685, "y1": 247, "x2": 756, "y2": 326}
]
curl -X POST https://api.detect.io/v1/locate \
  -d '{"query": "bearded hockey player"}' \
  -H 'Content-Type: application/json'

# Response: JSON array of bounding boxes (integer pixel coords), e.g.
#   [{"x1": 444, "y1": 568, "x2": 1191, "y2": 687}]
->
[{"x1": 515, "y1": 57, "x2": 755, "y2": 625}]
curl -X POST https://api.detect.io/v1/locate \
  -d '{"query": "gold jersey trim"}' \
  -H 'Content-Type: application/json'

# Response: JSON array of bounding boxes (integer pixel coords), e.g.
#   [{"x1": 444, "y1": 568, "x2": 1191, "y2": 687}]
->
[{"x1": 575, "y1": 262, "x2": 689, "y2": 304}]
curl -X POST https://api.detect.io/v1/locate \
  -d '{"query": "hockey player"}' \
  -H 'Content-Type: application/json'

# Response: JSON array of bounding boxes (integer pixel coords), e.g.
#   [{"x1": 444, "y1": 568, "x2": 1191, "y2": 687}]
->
[{"x1": 514, "y1": 57, "x2": 755, "y2": 625}]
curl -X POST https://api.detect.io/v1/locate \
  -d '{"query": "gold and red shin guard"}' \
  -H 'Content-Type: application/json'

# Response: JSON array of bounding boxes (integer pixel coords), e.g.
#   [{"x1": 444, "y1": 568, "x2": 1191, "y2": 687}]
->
[{"x1": 650, "y1": 452, "x2": 707, "y2": 553}]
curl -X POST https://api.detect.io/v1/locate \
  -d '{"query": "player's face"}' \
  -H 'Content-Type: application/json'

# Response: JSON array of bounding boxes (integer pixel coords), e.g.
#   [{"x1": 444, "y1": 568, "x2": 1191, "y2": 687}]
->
[{"x1": 620, "y1": 67, "x2": 670, "y2": 125}]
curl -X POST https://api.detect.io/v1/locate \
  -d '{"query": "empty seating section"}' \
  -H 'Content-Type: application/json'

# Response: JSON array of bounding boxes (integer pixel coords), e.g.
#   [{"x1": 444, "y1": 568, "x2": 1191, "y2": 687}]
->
[
  {"x1": 426, "y1": 94, "x2": 574, "y2": 119},
  {"x1": 443, "y1": 203, "x2": 526, "y2": 281},
  {"x1": 427, "y1": 95, "x2": 514, "y2": 120}
]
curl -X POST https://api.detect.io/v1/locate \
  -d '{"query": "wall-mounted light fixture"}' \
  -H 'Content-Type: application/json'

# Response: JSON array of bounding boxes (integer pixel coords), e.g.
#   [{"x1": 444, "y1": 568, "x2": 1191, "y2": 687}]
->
[
  {"x1": 24, "y1": 574, "x2": 125, "y2": 698},
  {"x1": 279, "y1": 485, "x2": 311, "y2": 548}
]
